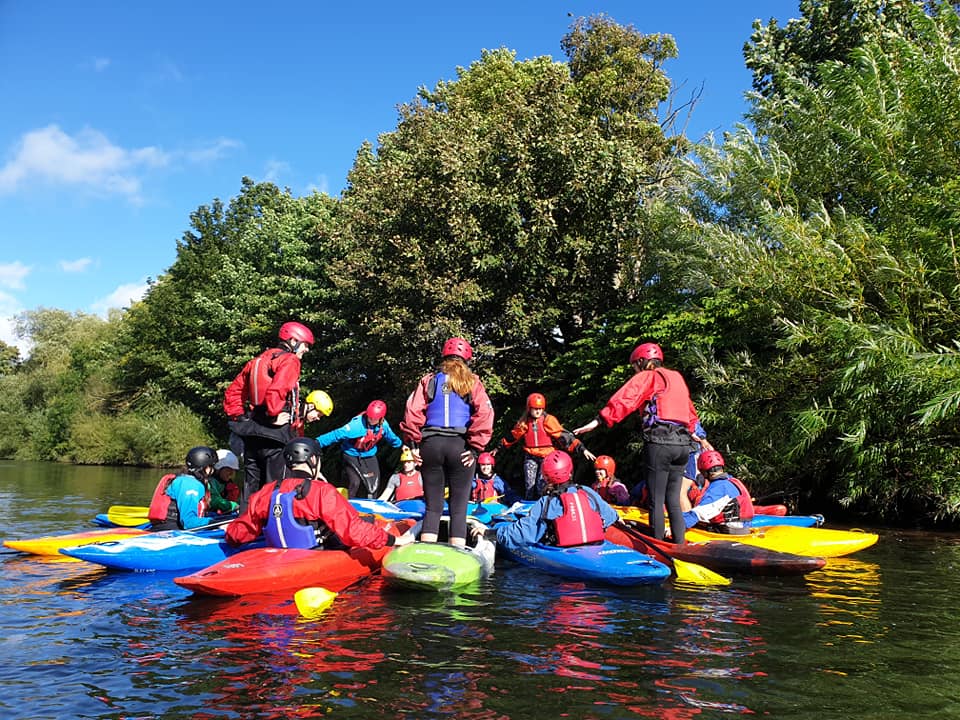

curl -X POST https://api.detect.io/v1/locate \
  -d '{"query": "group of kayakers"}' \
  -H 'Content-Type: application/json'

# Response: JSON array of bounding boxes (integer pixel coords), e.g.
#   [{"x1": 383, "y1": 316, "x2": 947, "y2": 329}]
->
[{"x1": 148, "y1": 322, "x2": 755, "y2": 557}]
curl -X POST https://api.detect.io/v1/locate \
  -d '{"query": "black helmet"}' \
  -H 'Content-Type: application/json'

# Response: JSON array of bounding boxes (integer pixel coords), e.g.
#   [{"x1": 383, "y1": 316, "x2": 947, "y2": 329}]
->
[
  {"x1": 186, "y1": 446, "x2": 217, "y2": 471},
  {"x1": 283, "y1": 437, "x2": 322, "y2": 468}
]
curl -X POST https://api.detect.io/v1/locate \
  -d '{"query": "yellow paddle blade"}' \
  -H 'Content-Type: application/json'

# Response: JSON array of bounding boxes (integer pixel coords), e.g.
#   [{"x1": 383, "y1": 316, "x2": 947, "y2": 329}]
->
[
  {"x1": 106, "y1": 505, "x2": 150, "y2": 526},
  {"x1": 295, "y1": 587, "x2": 338, "y2": 618},
  {"x1": 673, "y1": 558, "x2": 731, "y2": 586}
]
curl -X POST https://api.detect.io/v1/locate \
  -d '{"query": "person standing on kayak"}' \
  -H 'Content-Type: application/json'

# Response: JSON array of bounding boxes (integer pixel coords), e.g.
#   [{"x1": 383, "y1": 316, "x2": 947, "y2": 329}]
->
[
  {"x1": 148, "y1": 446, "x2": 219, "y2": 531},
  {"x1": 494, "y1": 450, "x2": 619, "y2": 555},
  {"x1": 223, "y1": 321, "x2": 320, "y2": 508},
  {"x1": 225, "y1": 437, "x2": 416, "y2": 550},
  {"x1": 316, "y1": 399, "x2": 404, "y2": 499},
  {"x1": 400, "y1": 336, "x2": 494, "y2": 549},
  {"x1": 493, "y1": 392, "x2": 595, "y2": 500},
  {"x1": 573, "y1": 342, "x2": 711, "y2": 544}
]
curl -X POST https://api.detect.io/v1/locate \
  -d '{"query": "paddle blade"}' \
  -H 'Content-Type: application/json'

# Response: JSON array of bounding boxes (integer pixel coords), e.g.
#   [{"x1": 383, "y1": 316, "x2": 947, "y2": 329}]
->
[
  {"x1": 673, "y1": 558, "x2": 731, "y2": 586},
  {"x1": 106, "y1": 505, "x2": 151, "y2": 527},
  {"x1": 295, "y1": 587, "x2": 337, "y2": 618}
]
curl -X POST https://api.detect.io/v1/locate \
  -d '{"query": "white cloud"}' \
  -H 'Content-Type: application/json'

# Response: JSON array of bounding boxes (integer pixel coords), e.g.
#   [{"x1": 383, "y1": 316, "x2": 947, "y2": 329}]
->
[
  {"x1": 90, "y1": 279, "x2": 149, "y2": 316},
  {"x1": 263, "y1": 159, "x2": 291, "y2": 184},
  {"x1": 0, "y1": 261, "x2": 31, "y2": 290},
  {"x1": 306, "y1": 174, "x2": 330, "y2": 196},
  {"x1": 0, "y1": 125, "x2": 169, "y2": 201},
  {"x1": 59, "y1": 258, "x2": 94, "y2": 273},
  {"x1": 0, "y1": 290, "x2": 29, "y2": 357},
  {"x1": 184, "y1": 138, "x2": 242, "y2": 164}
]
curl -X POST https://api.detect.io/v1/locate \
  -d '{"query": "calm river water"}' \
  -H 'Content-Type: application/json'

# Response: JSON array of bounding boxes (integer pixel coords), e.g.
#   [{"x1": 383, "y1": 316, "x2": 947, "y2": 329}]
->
[{"x1": 1, "y1": 460, "x2": 958, "y2": 719}]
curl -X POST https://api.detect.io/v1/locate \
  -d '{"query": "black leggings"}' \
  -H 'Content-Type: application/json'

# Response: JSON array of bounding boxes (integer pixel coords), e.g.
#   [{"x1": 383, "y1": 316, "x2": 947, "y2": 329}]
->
[
  {"x1": 420, "y1": 435, "x2": 472, "y2": 541},
  {"x1": 341, "y1": 455, "x2": 381, "y2": 498},
  {"x1": 644, "y1": 442, "x2": 689, "y2": 544}
]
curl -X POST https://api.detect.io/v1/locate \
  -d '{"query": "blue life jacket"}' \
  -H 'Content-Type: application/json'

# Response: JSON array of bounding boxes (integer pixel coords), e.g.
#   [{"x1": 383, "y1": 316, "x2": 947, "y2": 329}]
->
[
  {"x1": 424, "y1": 372, "x2": 472, "y2": 429},
  {"x1": 264, "y1": 483, "x2": 324, "y2": 549}
]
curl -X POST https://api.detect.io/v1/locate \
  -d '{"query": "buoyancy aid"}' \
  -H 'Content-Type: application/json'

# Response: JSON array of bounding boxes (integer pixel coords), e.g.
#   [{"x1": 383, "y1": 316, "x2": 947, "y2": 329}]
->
[
  {"x1": 642, "y1": 368, "x2": 693, "y2": 429},
  {"x1": 230, "y1": 348, "x2": 300, "y2": 425},
  {"x1": 472, "y1": 475, "x2": 499, "y2": 502},
  {"x1": 699, "y1": 475, "x2": 755, "y2": 524},
  {"x1": 263, "y1": 479, "x2": 327, "y2": 549},
  {"x1": 424, "y1": 372, "x2": 472, "y2": 429},
  {"x1": 394, "y1": 470, "x2": 424, "y2": 501},
  {"x1": 352, "y1": 417, "x2": 385, "y2": 452},
  {"x1": 147, "y1": 473, "x2": 179, "y2": 525},
  {"x1": 523, "y1": 418, "x2": 552, "y2": 451},
  {"x1": 552, "y1": 489, "x2": 605, "y2": 547}
]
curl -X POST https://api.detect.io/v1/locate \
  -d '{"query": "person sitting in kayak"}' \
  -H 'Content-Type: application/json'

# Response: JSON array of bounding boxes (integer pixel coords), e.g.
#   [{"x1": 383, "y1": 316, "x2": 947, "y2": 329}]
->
[
  {"x1": 378, "y1": 448, "x2": 423, "y2": 502},
  {"x1": 495, "y1": 450, "x2": 619, "y2": 555},
  {"x1": 682, "y1": 450, "x2": 755, "y2": 533},
  {"x1": 493, "y1": 393, "x2": 596, "y2": 501},
  {"x1": 208, "y1": 449, "x2": 241, "y2": 515},
  {"x1": 148, "y1": 446, "x2": 219, "y2": 531},
  {"x1": 226, "y1": 437, "x2": 416, "y2": 550},
  {"x1": 316, "y1": 399, "x2": 405, "y2": 499},
  {"x1": 591, "y1": 455, "x2": 630, "y2": 506},
  {"x1": 470, "y1": 452, "x2": 505, "y2": 502}
]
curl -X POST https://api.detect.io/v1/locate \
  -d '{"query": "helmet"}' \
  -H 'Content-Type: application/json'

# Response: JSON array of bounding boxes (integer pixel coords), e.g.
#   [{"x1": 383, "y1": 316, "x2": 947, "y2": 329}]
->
[
  {"x1": 594, "y1": 455, "x2": 616, "y2": 476},
  {"x1": 399, "y1": 448, "x2": 415, "y2": 463},
  {"x1": 283, "y1": 437, "x2": 322, "y2": 467},
  {"x1": 186, "y1": 446, "x2": 217, "y2": 471},
  {"x1": 629, "y1": 342, "x2": 663, "y2": 364},
  {"x1": 214, "y1": 449, "x2": 240, "y2": 471},
  {"x1": 441, "y1": 337, "x2": 473, "y2": 361},
  {"x1": 365, "y1": 400, "x2": 387, "y2": 423},
  {"x1": 278, "y1": 321, "x2": 314, "y2": 346},
  {"x1": 527, "y1": 393, "x2": 546, "y2": 410},
  {"x1": 697, "y1": 450, "x2": 725, "y2": 472},
  {"x1": 305, "y1": 389, "x2": 333, "y2": 416},
  {"x1": 542, "y1": 450, "x2": 574, "y2": 485},
  {"x1": 477, "y1": 452, "x2": 495, "y2": 466}
]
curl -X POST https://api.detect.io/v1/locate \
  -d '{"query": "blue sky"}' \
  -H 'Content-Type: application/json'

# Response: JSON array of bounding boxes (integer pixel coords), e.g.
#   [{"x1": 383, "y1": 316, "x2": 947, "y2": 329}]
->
[{"x1": 0, "y1": 1, "x2": 798, "y2": 354}]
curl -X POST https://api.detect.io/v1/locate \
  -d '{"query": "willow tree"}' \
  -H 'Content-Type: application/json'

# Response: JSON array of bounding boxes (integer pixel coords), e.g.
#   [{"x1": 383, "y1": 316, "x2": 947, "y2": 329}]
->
[{"x1": 330, "y1": 15, "x2": 684, "y2": 405}]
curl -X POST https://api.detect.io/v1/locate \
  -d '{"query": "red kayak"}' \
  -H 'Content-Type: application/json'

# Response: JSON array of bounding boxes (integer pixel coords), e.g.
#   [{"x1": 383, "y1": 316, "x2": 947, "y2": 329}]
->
[
  {"x1": 753, "y1": 504, "x2": 788, "y2": 516},
  {"x1": 605, "y1": 524, "x2": 825, "y2": 576},
  {"x1": 174, "y1": 519, "x2": 415, "y2": 597}
]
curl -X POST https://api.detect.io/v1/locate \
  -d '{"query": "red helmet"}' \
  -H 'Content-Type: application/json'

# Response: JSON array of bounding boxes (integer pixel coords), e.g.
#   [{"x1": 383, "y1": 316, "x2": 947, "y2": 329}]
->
[
  {"x1": 542, "y1": 450, "x2": 574, "y2": 485},
  {"x1": 365, "y1": 400, "x2": 387, "y2": 423},
  {"x1": 629, "y1": 342, "x2": 663, "y2": 364},
  {"x1": 697, "y1": 450, "x2": 725, "y2": 472},
  {"x1": 279, "y1": 321, "x2": 314, "y2": 346},
  {"x1": 441, "y1": 337, "x2": 473, "y2": 361},
  {"x1": 594, "y1": 455, "x2": 616, "y2": 476},
  {"x1": 477, "y1": 452, "x2": 495, "y2": 466},
  {"x1": 527, "y1": 392, "x2": 546, "y2": 409}
]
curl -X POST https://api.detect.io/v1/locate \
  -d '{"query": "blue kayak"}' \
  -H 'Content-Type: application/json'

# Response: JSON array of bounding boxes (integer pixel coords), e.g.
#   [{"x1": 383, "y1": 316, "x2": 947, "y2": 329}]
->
[
  {"x1": 747, "y1": 513, "x2": 824, "y2": 528},
  {"x1": 497, "y1": 536, "x2": 670, "y2": 586},
  {"x1": 60, "y1": 528, "x2": 264, "y2": 572},
  {"x1": 349, "y1": 498, "x2": 423, "y2": 519},
  {"x1": 90, "y1": 513, "x2": 150, "y2": 529}
]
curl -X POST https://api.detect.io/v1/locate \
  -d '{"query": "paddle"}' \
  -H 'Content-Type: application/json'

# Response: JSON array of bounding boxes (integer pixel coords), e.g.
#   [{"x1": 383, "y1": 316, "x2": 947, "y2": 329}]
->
[
  {"x1": 614, "y1": 521, "x2": 731, "y2": 586},
  {"x1": 106, "y1": 505, "x2": 150, "y2": 526}
]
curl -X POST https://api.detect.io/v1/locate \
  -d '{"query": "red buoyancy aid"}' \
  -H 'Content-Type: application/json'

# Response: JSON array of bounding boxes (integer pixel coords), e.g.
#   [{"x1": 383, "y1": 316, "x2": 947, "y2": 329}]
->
[
  {"x1": 352, "y1": 418, "x2": 385, "y2": 452},
  {"x1": 224, "y1": 348, "x2": 300, "y2": 424},
  {"x1": 472, "y1": 476, "x2": 499, "y2": 502},
  {"x1": 523, "y1": 419, "x2": 552, "y2": 451},
  {"x1": 701, "y1": 475, "x2": 756, "y2": 523},
  {"x1": 553, "y1": 489, "x2": 605, "y2": 547},
  {"x1": 147, "y1": 473, "x2": 178, "y2": 524},
  {"x1": 394, "y1": 470, "x2": 424, "y2": 501},
  {"x1": 648, "y1": 368, "x2": 694, "y2": 426}
]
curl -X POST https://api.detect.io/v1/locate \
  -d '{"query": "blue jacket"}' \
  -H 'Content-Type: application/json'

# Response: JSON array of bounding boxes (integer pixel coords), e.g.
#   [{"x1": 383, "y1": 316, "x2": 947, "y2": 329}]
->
[
  {"x1": 683, "y1": 474, "x2": 741, "y2": 527},
  {"x1": 495, "y1": 485, "x2": 619, "y2": 555},
  {"x1": 165, "y1": 475, "x2": 212, "y2": 530},
  {"x1": 316, "y1": 415, "x2": 403, "y2": 458}
]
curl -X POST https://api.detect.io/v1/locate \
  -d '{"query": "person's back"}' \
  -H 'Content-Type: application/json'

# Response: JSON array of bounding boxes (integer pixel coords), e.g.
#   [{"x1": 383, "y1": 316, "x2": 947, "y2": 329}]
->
[{"x1": 148, "y1": 446, "x2": 218, "y2": 531}]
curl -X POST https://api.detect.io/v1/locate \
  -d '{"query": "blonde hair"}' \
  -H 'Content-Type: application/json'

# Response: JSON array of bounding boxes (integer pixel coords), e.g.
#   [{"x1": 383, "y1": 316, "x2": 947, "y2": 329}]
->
[{"x1": 440, "y1": 357, "x2": 476, "y2": 398}]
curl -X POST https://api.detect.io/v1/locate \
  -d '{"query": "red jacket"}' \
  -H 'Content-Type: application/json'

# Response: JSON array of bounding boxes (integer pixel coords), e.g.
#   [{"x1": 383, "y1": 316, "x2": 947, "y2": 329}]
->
[
  {"x1": 223, "y1": 348, "x2": 303, "y2": 420},
  {"x1": 598, "y1": 367, "x2": 699, "y2": 433},
  {"x1": 401, "y1": 373, "x2": 494, "y2": 452},
  {"x1": 226, "y1": 471, "x2": 393, "y2": 549}
]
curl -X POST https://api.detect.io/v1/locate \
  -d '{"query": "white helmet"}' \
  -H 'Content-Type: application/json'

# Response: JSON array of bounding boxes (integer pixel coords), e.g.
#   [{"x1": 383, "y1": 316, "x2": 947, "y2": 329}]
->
[{"x1": 214, "y1": 449, "x2": 240, "y2": 471}]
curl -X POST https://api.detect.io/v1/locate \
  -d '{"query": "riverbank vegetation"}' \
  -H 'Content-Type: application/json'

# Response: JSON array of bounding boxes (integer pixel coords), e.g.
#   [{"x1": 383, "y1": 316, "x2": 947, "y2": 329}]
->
[{"x1": 3, "y1": 1, "x2": 959, "y2": 526}]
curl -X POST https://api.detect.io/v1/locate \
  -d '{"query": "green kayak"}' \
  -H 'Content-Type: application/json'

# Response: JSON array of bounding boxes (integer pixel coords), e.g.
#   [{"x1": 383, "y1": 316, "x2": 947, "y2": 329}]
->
[{"x1": 381, "y1": 541, "x2": 487, "y2": 591}]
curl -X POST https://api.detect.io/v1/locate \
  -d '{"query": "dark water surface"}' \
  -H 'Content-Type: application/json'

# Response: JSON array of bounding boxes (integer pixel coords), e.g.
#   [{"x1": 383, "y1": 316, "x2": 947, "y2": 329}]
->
[{"x1": 1, "y1": 460, "x2": 958, "y2": 719}]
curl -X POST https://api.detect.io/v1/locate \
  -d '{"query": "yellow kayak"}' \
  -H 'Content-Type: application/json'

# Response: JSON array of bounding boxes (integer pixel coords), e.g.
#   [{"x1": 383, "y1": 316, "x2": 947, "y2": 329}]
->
[
  {"x1": 615, "y1": 506, "x2": 878, "y2": 558},
  {"x1": 4, "y1": 527, "x2": 149, "y2": 557}
]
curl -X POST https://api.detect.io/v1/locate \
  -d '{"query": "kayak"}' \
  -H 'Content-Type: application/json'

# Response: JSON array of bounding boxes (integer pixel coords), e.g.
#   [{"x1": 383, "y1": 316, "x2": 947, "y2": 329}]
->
[
  {"x1": 174, "y1": 518, "x2": 416, "y2": 597},
  {"x1": 59, "y1": 528, "x2": 264, "y2": 572},
  {"x1": 349, "y1": 498, "x2": 422, "y2": 519},
  {"x1": 173, "y1": 545, "x2": 388, "y2": 597},
  {"x1": 382, "y1": 542, "x2": 484, "y2": 591},
  {"x1": 616, "y1": 506, "x2": 877, "y2": 558},
  {"x1": 605, "y1": 524, "x2": 825, "y2": 576},
  {"x1": 4, "y1": 526, "x2": 149, "y2": 557},
  {"x1": 747, "y1": 513, "x2": 825, "y2": 528}
]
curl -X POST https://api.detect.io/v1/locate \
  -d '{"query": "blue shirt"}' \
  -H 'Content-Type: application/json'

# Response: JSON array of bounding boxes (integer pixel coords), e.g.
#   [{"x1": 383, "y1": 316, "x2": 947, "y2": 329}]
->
[
  {"x1": 683, "y1": 474, "x2": 741, "y2": 526},
  {"x1": 495, "y1": 485, "x2": 619, "y2": 555},
  {"x1": 316, "y1": 415, "x2": 403, "y2": 458},
  {"x1": 165, "y1": 474, "x2": 212, "y2": 530}
]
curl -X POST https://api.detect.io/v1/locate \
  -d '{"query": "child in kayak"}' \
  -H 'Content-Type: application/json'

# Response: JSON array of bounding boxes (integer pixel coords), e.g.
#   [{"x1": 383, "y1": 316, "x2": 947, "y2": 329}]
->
[
  {"x1": 495, "y1": 450, "x2": 619, "y2": 555},
  {"x1": 470, "y1": 452, "x2": 505, "y2": 502},
  {"x1": 494, "y1": 393, "x2": 595, "y2": 500},
  {"x1": 591, "y1": 455, "x2": 630, "y2": 505},
  {"x1": 378, "y1": 448, "x2": 424, "y2": 502},
  {"x1": 148, "y1": 446, "x2": 220, "y2": 531},
  {"x1": 683, "y1": 450, "x2": 755, "y2": 532},
  {"x1": 208, "y1": 449, "x2": 241, "y2": 514},
  {"x1": 226, "y1": 437, "x2": 416, "y2": 550}
]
